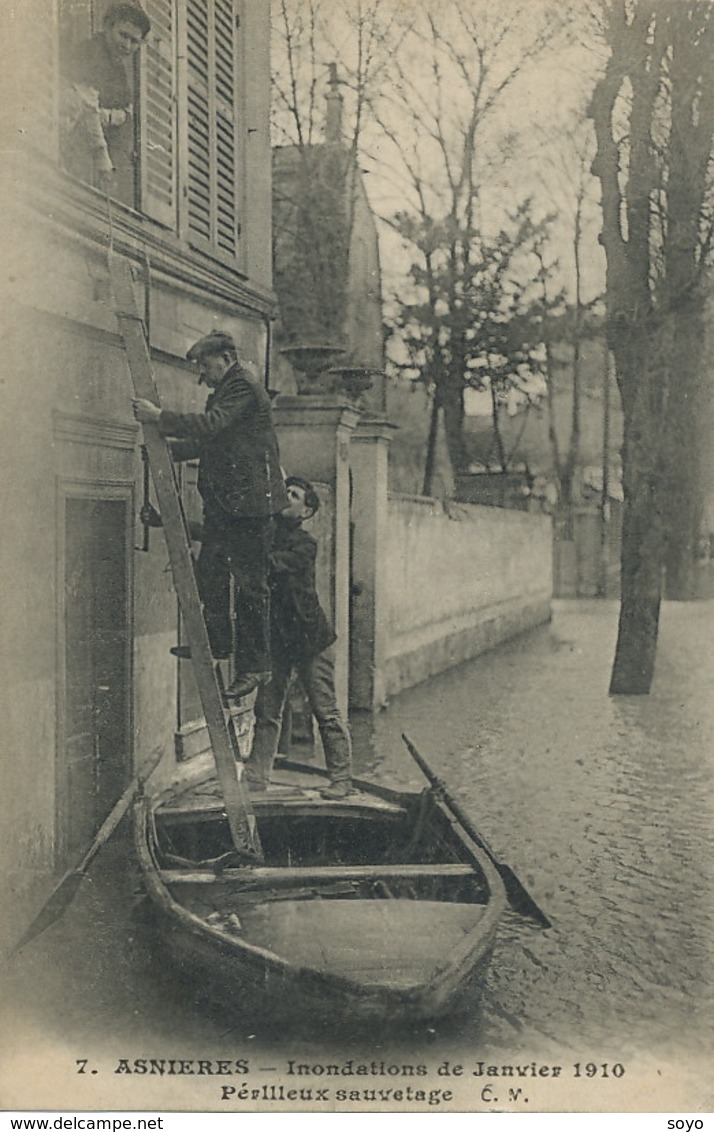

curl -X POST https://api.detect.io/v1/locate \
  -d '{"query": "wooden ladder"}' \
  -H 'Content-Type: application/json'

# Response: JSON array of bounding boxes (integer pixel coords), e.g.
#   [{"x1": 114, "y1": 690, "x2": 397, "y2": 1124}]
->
[{"x1": 109, "y1": 255, "x2": 261, "y2": 861}]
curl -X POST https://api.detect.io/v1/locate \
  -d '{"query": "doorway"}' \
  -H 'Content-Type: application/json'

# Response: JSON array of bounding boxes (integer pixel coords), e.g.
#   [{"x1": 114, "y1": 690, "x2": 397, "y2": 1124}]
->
[{"x1": 60, "y1": 493, "x2": 132, "y2": 860}]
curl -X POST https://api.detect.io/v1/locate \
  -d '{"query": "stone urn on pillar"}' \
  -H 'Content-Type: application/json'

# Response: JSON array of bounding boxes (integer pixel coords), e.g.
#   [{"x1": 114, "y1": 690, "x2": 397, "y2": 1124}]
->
[
  {"x1": 279, "y1": 343, "x2": 347, "y2": 395},
  {"x1": 326, "y1": 362, "x2": 386, "y2": 407}
]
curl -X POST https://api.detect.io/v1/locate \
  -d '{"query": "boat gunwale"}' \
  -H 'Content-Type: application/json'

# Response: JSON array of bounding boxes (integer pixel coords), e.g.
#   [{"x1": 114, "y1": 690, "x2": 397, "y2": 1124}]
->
[{"x1": 153, "y1": 754, "x2": 423, "y2": 817}]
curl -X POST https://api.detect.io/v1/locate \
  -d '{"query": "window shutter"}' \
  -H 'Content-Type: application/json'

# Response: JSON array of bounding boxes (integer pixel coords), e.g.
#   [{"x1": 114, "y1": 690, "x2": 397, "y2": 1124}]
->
[
  {"x1": 186, "y1": 0, "x2": 213, "y2": 244},
  {"x1": 214, "y1": 0, "x2": 239, "y2": 256},
  {"x1": 141, "y1": 0, "x2": 177, "y2": 226},
  {"x1": 185, "y1": 0, "x2": 240, "y2": 257}
]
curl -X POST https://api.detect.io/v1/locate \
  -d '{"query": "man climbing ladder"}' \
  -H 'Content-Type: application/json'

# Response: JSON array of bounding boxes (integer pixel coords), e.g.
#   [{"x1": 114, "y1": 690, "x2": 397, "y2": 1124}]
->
[
  {"x1": 110, "y1": 255, "x2": 282, "y2": 858},
  {"x1": 133, "y1": 329, "x2": 289, "y2": 700}
]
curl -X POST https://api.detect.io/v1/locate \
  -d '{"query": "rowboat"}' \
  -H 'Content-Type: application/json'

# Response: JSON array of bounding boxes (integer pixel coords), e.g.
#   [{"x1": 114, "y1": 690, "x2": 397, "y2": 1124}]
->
[{"x1": 134, "y1": 752, "x2": 510, "y2": 1025}]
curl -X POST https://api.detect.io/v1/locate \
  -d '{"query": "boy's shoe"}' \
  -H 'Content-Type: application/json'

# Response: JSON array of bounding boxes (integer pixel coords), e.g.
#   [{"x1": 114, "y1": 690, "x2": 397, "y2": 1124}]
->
[
  {"x1": 170, "y1": 645, "x2": 231, "y2": 661},
  {"x1": 224, "y1": 671, "x2": 271, "y2": 699},
  {"x1": 319, "y1": 781, "x2": 356, "y2": 800},
  {"x1": 243, "y1": 777, "x2": 269, "y2": 793}
]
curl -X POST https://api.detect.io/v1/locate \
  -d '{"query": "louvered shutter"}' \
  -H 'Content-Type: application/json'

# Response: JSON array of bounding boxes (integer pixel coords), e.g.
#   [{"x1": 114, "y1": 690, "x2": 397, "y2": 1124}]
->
[
  {"x1": 214, "y1": 0, "x2": 239, "y2": 256},
  {"x1": 186, "y1": 0, "x2": 213, "y2": 244},
  {"x1": 185, "y1": 0, "x2": 240, "y2": 258},
  {"x1": 140, "y1": 0, "x2": 177, "y2": 226}
]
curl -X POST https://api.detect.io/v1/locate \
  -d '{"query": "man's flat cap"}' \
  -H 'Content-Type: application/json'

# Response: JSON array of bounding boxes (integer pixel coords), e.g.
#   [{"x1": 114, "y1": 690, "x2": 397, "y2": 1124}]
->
[{"x1": 186, "y1": 330, "x2": 237, "y2": 361}]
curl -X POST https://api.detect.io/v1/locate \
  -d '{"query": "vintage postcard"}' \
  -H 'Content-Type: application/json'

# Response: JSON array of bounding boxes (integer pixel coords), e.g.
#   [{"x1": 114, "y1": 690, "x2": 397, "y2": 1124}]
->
[{"x1": 1, "y1": 0, "x2": 712, "y2": 1120}]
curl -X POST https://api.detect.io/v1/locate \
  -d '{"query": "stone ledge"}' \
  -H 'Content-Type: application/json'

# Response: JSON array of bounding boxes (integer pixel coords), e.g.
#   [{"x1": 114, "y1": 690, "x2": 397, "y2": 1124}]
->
[{"x1": 383, "y1": 596, "x2": 552, "y2": 700}]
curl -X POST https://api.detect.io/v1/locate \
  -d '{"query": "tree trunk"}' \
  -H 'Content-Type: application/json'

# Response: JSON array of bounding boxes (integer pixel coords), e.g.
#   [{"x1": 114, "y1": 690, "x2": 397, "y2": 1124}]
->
[
  {"x1": 440, "y1": 377, "x2": 467, "y2": 476},
  {"x1": 661, "y1": 298, "x2": 706, "y2": 600},
  {"x1": 423, "y1": 392, "x2": 440, "y2": 497},
  {"x1": 558, "y1": 467, "x2": 575, "y2": 540},
  {"x1": 609, "y1": 330, "x2": 666, "y2": 695},
  {"x1": 589, "y1": 0, "x2": 714, "y2": 691},
  {"x1": 610, "y1": 491, "x2": 664, "y2": 694}
]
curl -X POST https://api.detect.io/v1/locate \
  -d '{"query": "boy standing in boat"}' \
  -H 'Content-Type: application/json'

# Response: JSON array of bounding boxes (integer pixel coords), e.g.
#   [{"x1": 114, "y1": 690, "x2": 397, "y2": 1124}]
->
[{"x1": 243, "y1": 476, "x2": 354, "y2": 799}]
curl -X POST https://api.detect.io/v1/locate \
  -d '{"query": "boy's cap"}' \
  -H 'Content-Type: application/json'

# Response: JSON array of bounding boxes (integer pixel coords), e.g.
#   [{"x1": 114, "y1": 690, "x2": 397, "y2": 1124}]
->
[{"x1": 186, "y1": 330, "x2": 237, "y2": 361}]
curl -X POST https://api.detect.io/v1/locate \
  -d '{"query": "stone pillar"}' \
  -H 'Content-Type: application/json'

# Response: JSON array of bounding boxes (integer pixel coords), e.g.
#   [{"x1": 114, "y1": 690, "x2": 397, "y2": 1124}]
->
[
  {"x1": 272, "y1": 396, "x2": 360, "y2": 714},
  {"x1": 349, "y1": 416, "x2": 396, "y2": 711}
]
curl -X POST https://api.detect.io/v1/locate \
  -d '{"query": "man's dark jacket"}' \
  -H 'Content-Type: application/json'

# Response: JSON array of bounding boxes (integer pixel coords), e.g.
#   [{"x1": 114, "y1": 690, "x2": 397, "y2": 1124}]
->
[
  {"x1": 269, "y1": 516, "x2": 336, "y2": 663},
  {"x1": 158, "y1": 362, "x2": 289, "y2": 518}
]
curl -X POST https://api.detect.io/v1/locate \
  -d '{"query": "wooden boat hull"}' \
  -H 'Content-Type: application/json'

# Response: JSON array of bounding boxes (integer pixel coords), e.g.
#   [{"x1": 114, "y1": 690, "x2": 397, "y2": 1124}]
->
[{"x1": 135, "y1": 758, "x2": 508, "y2": 1024}]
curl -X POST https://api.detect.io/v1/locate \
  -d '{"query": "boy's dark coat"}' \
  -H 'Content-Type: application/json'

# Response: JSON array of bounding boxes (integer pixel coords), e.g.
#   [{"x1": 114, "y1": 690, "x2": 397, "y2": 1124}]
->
[{"x1": 270, "y1": 517, "x2": 336, "y2": 662}]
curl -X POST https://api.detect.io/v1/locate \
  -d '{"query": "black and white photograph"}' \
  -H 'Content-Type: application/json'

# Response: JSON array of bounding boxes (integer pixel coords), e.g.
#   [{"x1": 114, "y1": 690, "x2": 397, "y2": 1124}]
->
[{"x1": 1, "y1": 0, "x2": 713, "y2": 1119}]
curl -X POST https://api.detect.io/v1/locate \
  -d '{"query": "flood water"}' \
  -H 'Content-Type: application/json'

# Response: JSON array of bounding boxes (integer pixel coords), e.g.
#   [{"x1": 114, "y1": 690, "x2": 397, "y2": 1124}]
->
[
  {"x1": 354, "y1": 600, "x2": 714, "y2": 1060},
  {"x1": 2, "y1": 599, "x2": 713, "y2": 1111}
]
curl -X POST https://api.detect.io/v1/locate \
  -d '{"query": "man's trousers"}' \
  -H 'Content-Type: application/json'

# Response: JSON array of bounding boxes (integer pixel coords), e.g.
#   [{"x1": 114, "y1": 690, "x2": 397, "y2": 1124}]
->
[{"x1": 195, "y1": 505, "x2": 273, "y2": 675}]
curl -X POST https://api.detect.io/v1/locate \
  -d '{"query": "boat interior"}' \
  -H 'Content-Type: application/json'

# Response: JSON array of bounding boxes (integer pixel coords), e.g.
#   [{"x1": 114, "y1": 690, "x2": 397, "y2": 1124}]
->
[{"x1": 151, "y1": 761, "x2": 493, "y2": 907}]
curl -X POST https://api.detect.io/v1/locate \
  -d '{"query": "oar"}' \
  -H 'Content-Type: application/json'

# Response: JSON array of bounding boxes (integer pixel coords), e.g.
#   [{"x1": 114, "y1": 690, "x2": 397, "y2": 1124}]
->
[
  {"x1": 10, "y1": 747, "x2": 164, "y2": 956},
  {"x1": 401, "y1": 733, "x2": 552, "y2": 929}
]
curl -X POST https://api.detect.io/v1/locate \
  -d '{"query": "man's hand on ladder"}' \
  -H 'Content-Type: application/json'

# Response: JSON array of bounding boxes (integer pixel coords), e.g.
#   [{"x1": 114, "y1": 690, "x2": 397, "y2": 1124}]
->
[{"x1": 133, "y1": 398, "x2": 161, "y2": 423}]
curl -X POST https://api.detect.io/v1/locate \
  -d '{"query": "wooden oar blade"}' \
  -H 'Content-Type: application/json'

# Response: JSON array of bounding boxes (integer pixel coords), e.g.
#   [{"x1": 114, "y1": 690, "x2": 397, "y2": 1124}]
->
[
  {"x1": 497, "y1": 863, "x2": 552, "y2": 929},
  {"x1": 9, "y1": 748, "x2": 164, "y2": 957},
  {"x1": 9, "y1": 872, "x2": 86, "y2": 957},
  {"x1": 401, "y1": 733, "x2": 552, "y2": 929}
]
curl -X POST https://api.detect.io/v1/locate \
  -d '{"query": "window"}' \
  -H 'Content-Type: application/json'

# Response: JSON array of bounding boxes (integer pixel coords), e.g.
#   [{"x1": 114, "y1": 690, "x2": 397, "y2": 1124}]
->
[
  {"x1": 59, "y1": 0, "x2": 140, "y2": 207},
  {"x1": 58, "y1": 0, "x2": 243, "y2": 262},
  {"x1": 184, "y1": 0, "x2": 240, "y2": 256}
]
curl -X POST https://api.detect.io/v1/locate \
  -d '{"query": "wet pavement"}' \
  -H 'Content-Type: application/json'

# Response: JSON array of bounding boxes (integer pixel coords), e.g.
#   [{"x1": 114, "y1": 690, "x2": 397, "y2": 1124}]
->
[{"x1": 2, "y1": 599, "x2": 713, "y2": 1110}]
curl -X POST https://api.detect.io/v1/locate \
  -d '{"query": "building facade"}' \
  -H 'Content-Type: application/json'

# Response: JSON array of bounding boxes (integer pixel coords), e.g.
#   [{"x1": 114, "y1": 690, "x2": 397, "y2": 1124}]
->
[{"x1": 1, "y1": 0, "x2": 274, "y2": 894}]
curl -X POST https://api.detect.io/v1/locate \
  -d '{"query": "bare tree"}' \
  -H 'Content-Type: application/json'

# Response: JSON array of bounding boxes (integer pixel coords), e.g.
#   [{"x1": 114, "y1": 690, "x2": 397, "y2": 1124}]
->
[
  {"x1": 271, "y1": 0, "x2": 399, "y2": 156},
  {"x1": 532, "y1": 121, "x2": 605, "y2": 532},
  {"x1": 588, "y1": 0, "x2": 714, "y2": 694},
  {"x1": 371, "y1": 0, "x2": 568, "y2": 483}
]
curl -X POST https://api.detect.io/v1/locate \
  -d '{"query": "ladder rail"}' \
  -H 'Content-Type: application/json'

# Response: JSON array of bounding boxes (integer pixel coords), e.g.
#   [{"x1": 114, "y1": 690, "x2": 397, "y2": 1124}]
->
[{"x1": 109, "y1": 255, "x2": 261, "y2": 860}]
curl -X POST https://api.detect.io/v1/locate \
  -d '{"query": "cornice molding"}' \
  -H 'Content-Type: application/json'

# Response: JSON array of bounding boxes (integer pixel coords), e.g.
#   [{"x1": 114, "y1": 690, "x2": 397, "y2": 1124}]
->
[
  {"x1": 53, "y1": 410, "x2": 139, "y2": 450},
  {"x1": 14, "y1": 158, "x2": 278, "y2": 320},
  {"x1": 26, "y1": 304, "x2": 193, "y2": 372}
]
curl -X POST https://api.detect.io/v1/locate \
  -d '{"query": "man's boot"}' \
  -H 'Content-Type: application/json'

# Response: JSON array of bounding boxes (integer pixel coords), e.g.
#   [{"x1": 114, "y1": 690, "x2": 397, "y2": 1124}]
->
[{"x1": 319, "y1": 780, "x2": 356, "y2": 800}]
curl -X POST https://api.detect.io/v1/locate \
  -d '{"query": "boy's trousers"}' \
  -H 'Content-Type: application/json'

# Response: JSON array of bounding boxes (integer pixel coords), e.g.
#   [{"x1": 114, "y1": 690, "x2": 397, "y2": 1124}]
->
[{"x1": 246, "y1": 643, "x2": 351, "y2": 788}]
